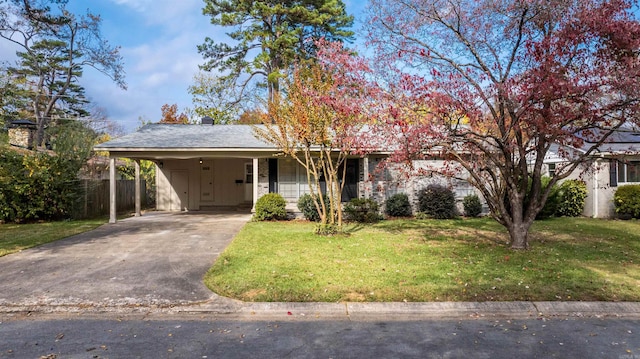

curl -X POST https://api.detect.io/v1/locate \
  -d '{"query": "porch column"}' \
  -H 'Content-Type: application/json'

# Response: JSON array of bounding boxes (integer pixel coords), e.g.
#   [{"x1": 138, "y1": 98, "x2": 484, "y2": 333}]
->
[
  {"x1": 135, "y1": 159, "x2": 141, "y2": 217},
  {"x1": 252, "y1": 157, "x2": 259, "y2": 211},
  {"x1": 109, "y1": 157, "x2": 117, "y2": 224}
]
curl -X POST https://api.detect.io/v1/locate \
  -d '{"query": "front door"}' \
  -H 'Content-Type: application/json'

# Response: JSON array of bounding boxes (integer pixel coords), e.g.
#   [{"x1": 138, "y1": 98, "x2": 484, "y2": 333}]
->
[
  {"x1": 244, "y1": 162, "x2": 253, "y2": 202},
  {"x1": 200, "y1": 160, "x2": 214, "y2": 203},
  {"x1": 342, "y1": 158, "x2": 359, "y2": 201},
  {"x1": 170, "y1": 170, "x2": 189, "y2": 211}
]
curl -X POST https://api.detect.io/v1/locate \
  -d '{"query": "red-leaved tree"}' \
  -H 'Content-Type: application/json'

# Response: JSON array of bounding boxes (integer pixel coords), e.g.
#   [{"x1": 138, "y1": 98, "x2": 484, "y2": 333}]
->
[
  {"x1": 366, "y1": 0, "x2": 640, "y2": 249},
  {"x1": 254, "y1": 40, "x2": 378, "y2": 232}
]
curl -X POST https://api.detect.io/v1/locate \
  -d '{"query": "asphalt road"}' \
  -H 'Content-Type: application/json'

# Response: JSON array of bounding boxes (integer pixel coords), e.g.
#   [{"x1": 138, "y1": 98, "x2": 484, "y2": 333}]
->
[{"x1": 1, "y1": 314, "x2": 638, "y2": 358}]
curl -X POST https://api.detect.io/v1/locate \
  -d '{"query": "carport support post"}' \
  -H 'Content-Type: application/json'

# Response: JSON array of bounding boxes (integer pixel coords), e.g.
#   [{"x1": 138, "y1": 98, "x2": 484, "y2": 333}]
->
[
  {"x1": 109, "y1": 157, "x2": 117, "y2": 224},
  {"x1": 135, "y1": 159, "x2": 141, "y2": 217},
  {"x1": 252, "y1": 157, "x2": 259, "y2": 211}
]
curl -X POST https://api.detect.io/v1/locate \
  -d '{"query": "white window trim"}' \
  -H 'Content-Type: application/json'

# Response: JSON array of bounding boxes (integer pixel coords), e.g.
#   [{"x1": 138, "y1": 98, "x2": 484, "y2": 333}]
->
[
  {"x1": 277, "y1": 159, "x2": 299, "y2": 200},
  {"x1": 244, "y1": 162, "x2": 254, "y2": 184}
]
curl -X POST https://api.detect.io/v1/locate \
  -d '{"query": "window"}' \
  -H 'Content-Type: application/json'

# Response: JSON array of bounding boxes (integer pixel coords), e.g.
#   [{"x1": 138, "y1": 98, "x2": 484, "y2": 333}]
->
[
  {"x1": 453, "y1": 179, "x2": 475, "y2": 199},
  {"x1": 548, "y1": 163, "x2": 556, "y2": 177},
  {"x1": 245, "y1": 163, "x2": 253, "y2": 184},
  {"x1": 618, "y1": 161, "x2": 640, "y2": 183},
  {"x1": 277, "y1": 158, "x2": 358, "y2": 201},
  {"x1": 278, "y1": 160, "x2": 312, "y2": 200}
]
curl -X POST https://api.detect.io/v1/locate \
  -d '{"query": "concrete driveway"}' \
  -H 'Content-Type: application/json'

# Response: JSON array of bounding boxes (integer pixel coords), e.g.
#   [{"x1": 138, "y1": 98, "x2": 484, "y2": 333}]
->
[{"x1": 0, "y1": 212, "x2": 250, "y2": 308}]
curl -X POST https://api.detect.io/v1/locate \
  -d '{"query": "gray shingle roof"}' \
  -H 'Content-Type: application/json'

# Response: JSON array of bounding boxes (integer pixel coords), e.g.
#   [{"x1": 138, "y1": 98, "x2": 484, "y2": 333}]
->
[
  {"x1": 94, "y1": 124, "x2": 274, "y2": 150},
  {"x1": 583, "y1": 129, "x2": 640, "y2": 153}
]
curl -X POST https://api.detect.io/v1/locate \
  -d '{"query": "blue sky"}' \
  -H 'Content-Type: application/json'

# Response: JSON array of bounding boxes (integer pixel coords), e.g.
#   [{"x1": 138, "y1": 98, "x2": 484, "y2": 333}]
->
[{"x1": 59, "y1": 0, "x2": 368, "y2": 133}]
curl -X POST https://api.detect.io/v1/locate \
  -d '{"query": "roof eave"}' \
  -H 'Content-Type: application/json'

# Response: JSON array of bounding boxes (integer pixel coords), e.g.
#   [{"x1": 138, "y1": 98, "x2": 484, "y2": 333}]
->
[{"x1": 93, "y1": 147, "x2": 278, "y2": 152}]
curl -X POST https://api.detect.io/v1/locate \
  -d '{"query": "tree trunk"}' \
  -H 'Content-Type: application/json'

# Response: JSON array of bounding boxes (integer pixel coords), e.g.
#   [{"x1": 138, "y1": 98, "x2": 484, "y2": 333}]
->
[
  {"x1": 35, "y1": 117, "x2": 46, "y2": 148},
  {"x1": 507, "y1": 220, "x2": 532, "y2": 250}
]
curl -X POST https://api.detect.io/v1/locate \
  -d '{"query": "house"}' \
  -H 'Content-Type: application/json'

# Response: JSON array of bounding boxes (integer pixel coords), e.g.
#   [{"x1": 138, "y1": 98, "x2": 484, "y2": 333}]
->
[
  {"x1": 96, "y1": 123, "x2": 640, "y2": 223},
  {"x1": 95, "y1": 123, "x2": 478, "y2": 222},
  {"x1": 7, "y1": 119, "x2": 37, "y2": 149},
  {"x1": 94, "y1": 124, "x2": 365, "y2": 222},
  {"x1": 543, "y1": 128, "x2": 640, "y2": 218}
]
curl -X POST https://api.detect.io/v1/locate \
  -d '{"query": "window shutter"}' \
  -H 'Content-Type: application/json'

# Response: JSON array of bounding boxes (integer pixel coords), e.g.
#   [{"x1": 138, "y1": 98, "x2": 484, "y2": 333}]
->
[
  {"x1": 268, "y1": 158, "x2": 278, "y2": 193},
  {"x1": 610, "y1": 159, "x2": 618, "y2": 187}
]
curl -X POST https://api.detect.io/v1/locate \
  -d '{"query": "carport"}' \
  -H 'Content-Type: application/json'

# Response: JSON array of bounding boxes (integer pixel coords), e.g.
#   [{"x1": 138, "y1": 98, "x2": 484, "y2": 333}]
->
[{"x1": 94, "y1": 124, "x2": 279, "y2": 223}]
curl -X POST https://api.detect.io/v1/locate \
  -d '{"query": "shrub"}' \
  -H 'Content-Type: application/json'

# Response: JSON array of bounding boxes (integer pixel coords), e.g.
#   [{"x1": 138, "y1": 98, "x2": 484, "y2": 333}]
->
[
  {"x1": 417, "y1": 184, "x2": 457, "y2": 219},
  {"x1": 556, "y1": 180, "x2": 587, "y2": 217},
  {"x1": 344, "y1": 198, "x2": 381, "y2": 223},
  {"x1": 0, "y1": 150, "x2": 83, "y2": 223},
  {"x1": 463, "y1": 194, "x2": 483, "y2": 217},
  {"x1": 254, "y1": 193, "x2": 287, "y2": 221},
  {"x1": 384, "y1": 193, "x2": 412, "y2": 217},
  {"x1": 614, "y1": 185, "x2": 640, "y2": 219},
  {"x1": 297, "y1": 193, "x2": 329, "y2": 222}
]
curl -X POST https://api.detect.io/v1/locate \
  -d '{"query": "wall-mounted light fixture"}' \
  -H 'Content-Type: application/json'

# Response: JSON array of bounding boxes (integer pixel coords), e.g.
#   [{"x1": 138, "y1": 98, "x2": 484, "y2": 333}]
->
[
  {"x1": 158, "y1": 161, "x2": 163, "y2": 169},
  {"x1": 199, "y1": 158, "x2": 203, "y2": 164}
]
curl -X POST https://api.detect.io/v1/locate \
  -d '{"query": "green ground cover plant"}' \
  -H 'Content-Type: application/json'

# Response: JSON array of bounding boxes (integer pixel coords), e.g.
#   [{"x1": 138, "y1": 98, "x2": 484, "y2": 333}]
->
[
  {"x1": 0, "y1": 219, "x2": 105, "y2": 257},
  {"x1": 205, "y1": 217, "x2": 640, "y2": 302}
]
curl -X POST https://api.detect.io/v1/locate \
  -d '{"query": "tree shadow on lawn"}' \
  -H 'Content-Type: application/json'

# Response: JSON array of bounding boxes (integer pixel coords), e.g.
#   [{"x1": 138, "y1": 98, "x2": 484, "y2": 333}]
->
[
  {"x1": 531, "y1": 218, "x2": 640, "y2": 253},
  {"x1": 375, "y1": 217, "x2": 503, "y2": 233},
  {"x1": 375, "y1": 217, "x2": 509, "y2": 245}
]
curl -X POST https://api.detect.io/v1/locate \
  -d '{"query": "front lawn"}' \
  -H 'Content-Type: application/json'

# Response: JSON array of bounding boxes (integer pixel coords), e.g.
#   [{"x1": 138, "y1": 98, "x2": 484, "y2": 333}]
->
[
  {"x1": 0, "y1": 219, "x2": 105, "y2": 257},
  {"x1": 204, "y1": 217, "x2": 640, "y2": 302}
]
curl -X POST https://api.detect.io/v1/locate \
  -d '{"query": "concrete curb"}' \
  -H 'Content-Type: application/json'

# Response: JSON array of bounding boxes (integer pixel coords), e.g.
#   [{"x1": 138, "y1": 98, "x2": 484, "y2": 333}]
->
[
  {"x1": 532, "y1": 301, "x2": 640, "y2": 317},
  {"x1": 346, "y1": 302, "x2": 537, "y2": 320},
  {"x1": 190, "y1": 300, "x2": 640, "y2": 320},
  {"x1": 2, "y1": 300, "x2": 640, "y2": 320}
]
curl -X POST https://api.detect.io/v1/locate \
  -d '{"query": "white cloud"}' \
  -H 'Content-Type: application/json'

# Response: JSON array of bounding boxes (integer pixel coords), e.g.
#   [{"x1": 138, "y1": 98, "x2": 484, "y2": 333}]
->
[
  {"x1": 78, "y1": 0, "x2": 215, "y2": 131},
  {"x1": 108, "y1": 0, "x2": 204, "y2": 31},
  {"x1": 110, "y1": 0, "x2": 152, "y2": 11},
  {"x1": 76, "y1": 0, "x2": 367, "y2": 133}
]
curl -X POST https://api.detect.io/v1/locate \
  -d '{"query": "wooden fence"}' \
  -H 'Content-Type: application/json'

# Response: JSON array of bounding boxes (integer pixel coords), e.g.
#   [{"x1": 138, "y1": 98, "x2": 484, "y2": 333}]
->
[{"x1": 73, "y1": 179, "x2": 147, "y2": 219}]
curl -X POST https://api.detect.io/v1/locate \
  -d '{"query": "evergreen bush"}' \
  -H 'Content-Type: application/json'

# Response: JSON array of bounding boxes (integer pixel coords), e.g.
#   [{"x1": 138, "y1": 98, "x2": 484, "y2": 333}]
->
[
  {"x1": 344, "y1": 198, "x2": 381, "y2": 223},
  {"x1": 417, "y1": 184, "x2": 457, "y2": 219},
  {"x1": 462, "y1": 194, "x2": 483, "y2": 217},
  {"x1": 614, "y1": 184, "x2": 640, "y2": 219},
  {"x1": 384, "y1": 193, "x2": 412, "y2": 217},
  {"x1": 254, "y1": 193, "x2": 288, "y2": 221},
  {"x1": 297, "y1": 193, "x2": 329, "y2": 222},
  {"x1": 556, "y1": 180, "x2": 587, "y2": 217}
]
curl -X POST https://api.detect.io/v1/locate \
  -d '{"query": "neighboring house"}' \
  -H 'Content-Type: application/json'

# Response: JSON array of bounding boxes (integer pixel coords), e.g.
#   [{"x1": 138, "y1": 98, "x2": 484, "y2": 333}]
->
[
  {"x1": 7, "y1": 119, "x2": 37, "y2": 149},
  {"x1": 94, "y1": 123, "x2": 478, "y2": 221},
  {"x1": 543, "y1": 129, "x2": 640, "y2": 218}
]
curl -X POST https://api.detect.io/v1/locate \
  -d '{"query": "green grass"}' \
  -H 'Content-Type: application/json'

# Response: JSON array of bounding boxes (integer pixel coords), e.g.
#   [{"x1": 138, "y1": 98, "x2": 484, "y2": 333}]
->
[
  {"x1": 204, "y1": 217, "x2": 640, "y2": 302},
  {"x1": 0, "y1": 219, "x2": 105, "y2": 257}
]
